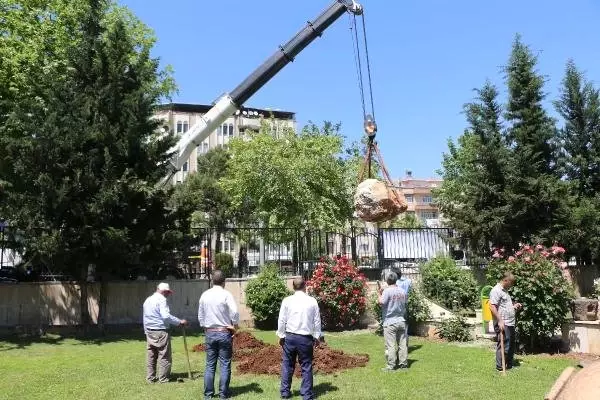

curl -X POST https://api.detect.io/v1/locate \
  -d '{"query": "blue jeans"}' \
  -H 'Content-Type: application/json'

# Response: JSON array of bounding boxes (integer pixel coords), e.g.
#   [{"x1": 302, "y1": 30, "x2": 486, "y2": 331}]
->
[
  {"x1": 281, "y1": 333, "x2": 314, "y2": 400},
  {"x1": 494, "y1": 324, "x2": 515, "y2": 370},
  {"x1": 204, "y1": 331, "x2": 233, "y2": 399}
]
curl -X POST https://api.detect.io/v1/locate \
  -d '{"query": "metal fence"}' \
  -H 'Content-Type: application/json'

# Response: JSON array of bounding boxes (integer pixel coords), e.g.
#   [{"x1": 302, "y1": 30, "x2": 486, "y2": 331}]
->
[
  {"x1": 1, "y1": 224, "x2": 463, "y2": 281},
  {"x1": 183, "y1": 226, "x2": 457, "y2": 279}
]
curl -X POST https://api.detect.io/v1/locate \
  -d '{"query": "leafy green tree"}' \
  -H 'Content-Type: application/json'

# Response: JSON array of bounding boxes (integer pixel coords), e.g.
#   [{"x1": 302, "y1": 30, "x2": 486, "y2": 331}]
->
[
  {"x1": 382, "y1": 213, "x2": 423, "y2": 229},
  {"x1": 554, "y1": 61, "x2": 600, "y2": 264},
  {"x1": 222, "y1": 121, "x2": 352, "y2": 229},
  {"x1": 0, "y1": 0, "x2": 178, "y2": 306},
  {"x1": 170, "y1": 148, "x2": 253, "y2": 231}
]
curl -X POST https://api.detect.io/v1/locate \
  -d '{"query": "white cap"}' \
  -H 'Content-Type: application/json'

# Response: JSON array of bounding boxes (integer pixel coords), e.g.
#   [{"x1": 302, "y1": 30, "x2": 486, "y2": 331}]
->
[{"x1": 157, "y1": 282, "x2": 172, "y2": 293}]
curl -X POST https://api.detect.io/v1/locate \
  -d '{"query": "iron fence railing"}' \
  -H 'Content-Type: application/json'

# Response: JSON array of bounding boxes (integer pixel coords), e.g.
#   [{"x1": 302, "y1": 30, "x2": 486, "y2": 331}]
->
[{"x1": 1, "y1": 224, "x2": 471, "y2": 281}]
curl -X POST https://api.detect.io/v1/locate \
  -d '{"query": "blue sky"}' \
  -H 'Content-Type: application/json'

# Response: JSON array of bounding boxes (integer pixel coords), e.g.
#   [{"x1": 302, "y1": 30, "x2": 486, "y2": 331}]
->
[{"x1": 120, "y1": 0, "x2": 600, "y2": 179}]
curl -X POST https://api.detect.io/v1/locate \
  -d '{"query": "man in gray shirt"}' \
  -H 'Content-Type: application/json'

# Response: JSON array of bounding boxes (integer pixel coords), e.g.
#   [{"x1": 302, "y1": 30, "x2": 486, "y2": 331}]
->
[
  {"x1": 378, "y1": 271, "x2": 408, "y2": 372},
  {"x1": 489, "y1": 272, "x2": 522, "y2": 371}
]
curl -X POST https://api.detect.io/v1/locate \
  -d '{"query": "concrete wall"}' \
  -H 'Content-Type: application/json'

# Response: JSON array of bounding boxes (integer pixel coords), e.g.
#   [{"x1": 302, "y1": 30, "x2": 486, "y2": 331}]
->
[
  {"x1": 223, "y1": 277, "x2": 295, "y2": 327},
  {"x1": 0, "y1": 278, "x2": 298, "y2": 328},
  {"x1": 563, "y1": 320, "x2": 600, "y2": 355}
]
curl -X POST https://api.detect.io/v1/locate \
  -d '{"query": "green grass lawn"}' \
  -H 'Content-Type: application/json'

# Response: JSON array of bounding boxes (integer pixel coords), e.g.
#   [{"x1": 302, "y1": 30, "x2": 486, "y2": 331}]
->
[{"x1": 0, "y1": 330, "x2": 574, "y2": 400}]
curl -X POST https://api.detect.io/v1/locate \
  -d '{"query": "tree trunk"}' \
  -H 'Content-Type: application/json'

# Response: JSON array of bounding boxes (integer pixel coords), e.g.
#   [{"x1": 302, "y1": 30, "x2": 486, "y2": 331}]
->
[
  {"x1": 97, "y1": 277, "x2": 108, "y2": 335},
  {"x1": 79, "y1": 265, "x2": 91, "y2": 334}
]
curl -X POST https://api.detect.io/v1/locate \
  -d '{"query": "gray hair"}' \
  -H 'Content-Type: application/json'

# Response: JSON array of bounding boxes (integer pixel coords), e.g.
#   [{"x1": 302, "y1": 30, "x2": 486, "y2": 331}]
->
[{"x1": 385, "y1": 271, "x2": 398, "y2": 285}]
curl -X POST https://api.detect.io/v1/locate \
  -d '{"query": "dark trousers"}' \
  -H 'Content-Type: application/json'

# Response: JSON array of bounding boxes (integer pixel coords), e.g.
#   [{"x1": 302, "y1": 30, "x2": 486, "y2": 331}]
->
[
  {"x1": 494, "y1": 324, "x2": 516, "y2": 370},
  {"x1": 281, "y1": 333, "x2": 314, "y2": 400},
  {"x1": 204, "y1": 331, "x2": 233, "y2": 400}
]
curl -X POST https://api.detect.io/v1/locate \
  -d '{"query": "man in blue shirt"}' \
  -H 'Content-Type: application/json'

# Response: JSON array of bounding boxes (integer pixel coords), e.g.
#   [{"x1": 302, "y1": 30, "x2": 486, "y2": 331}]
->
[
  {"x1": 378, "y1": 272, "x2": 408, "y2": 372},
  {"x1": 142, "y1": 282, "x2": 188, "y2": 383}
]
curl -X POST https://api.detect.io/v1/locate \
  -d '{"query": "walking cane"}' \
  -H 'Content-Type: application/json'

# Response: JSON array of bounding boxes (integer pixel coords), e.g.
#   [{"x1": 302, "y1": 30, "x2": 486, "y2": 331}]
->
[
  {"x1": 499, "y1": 329, "x2": 506, "y2": 376},
  {"x1": 182, "y1": 326, "x2": 193, "y2": 380}
]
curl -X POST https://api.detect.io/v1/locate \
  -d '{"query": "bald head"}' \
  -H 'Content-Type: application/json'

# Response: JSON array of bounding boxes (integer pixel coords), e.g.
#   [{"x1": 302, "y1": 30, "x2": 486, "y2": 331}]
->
[
  {"x1": 500, "y1": 271, "x2": 515, "y2": 288},
  {"x1": 293, "y1": 277, "x2": 306, "y2": 292}
]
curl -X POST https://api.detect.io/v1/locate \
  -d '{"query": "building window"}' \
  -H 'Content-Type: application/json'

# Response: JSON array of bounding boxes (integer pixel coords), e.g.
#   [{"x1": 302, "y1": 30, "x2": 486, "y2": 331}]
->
[
  {"x1": 422, "y1": 195, "x2": 432, "y2": 204},
  {"x1": 182, "y1": 162, "x2": 188, "y2": 172},
  {"x1": 197, "y1": 140, "x2": 209, "y2": 154},
  {"x1": 228, "y1": 124, "x2": 234, "y2": 137},
  {"x1": 420, "y1": 211, "x2": 437, "y2": 220},
  {"x1": 405, "y1": 194, "x2": 413, "y2": 203},
  {"x1": 176, "y1": 121, "x2": 183, "y2": 133},
  {"x1": 183, "y1": 121, "x2": 189, "y2": 133}
]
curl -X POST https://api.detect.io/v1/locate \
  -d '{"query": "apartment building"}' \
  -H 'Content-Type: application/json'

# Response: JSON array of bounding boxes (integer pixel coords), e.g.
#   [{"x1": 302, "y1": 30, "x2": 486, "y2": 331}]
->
[
  {"x1": 153, "y1": 103, "x2": 296, "y2": 183},
  {"x1": 397, "y1": 170, "x2": 443, "y2": 226}
]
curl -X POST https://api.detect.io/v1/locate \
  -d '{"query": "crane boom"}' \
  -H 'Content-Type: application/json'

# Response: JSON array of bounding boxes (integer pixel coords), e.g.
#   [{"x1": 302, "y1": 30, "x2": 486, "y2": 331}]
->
[{"x1": 166, "y1": 0, "x2": 363, "y2": 182}]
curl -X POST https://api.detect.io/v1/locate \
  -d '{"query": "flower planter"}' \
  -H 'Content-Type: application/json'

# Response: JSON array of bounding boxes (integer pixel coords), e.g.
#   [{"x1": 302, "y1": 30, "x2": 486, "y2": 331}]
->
[{"x1": 571, "y1": 298, "x2": 598, "y2": 321}]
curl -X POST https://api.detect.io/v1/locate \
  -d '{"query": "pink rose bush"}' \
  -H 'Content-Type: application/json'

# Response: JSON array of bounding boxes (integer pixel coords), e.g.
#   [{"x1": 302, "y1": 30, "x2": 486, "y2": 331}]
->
[{"x1": 307, "y1": 256, "x2": 368, "y2": 330}]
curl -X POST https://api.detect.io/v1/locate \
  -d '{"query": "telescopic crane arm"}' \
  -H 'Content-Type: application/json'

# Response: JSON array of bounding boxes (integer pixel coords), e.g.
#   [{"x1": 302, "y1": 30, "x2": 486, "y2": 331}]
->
[{"x1": 165, "y1": 0, "x2": 363, "y2": 183}]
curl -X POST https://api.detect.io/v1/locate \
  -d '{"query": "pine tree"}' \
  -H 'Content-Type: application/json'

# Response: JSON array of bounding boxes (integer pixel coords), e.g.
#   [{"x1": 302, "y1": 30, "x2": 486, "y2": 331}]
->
[
  {"x1": 436, "y1": 82, "x2": 512, "y2": 253},
  {"x1": 0, "y1": 0, "x2": 178, "y2": 281},
  {"x1": 503, "y1": 35, "x2": 566, "y2": 245},
  {"x1": 554, "y1": 60, "x2": 600, "y2": 263}
]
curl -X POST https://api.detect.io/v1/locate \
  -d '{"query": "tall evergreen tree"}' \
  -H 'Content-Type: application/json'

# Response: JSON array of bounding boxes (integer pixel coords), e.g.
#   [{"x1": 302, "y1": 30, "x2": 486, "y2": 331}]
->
[
  {"x1": 554, "y1": 61, "x2": 600, "y2": 263},
  {"x1": 436, "y1": 82, "x2": 512, "y2": 253},
  {"x1": 0, "y1": 0, "x2": 177, "y2": 283},
  {"x1": 503, "y1": 35, "x2": 566, "y2": 245}
]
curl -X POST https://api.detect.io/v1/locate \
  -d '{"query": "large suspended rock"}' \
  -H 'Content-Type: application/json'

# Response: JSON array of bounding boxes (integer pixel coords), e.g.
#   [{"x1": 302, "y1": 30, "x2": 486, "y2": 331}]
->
[{"x1": 354, "y1": 179, "x2": 408, "y2": 223}]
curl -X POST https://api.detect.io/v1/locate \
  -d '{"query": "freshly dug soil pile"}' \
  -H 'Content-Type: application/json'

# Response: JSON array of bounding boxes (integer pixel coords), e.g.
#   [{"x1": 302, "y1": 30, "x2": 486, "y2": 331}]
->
[
  {"x1": 192, "y1": 343, "x2": 206, "y2": 352},
  {"x1": 191, "y1": 331, "x2": 265, "y2": 354},
  {"x1": 192, "y1": 331, "x2": 369, "y2": 376}
]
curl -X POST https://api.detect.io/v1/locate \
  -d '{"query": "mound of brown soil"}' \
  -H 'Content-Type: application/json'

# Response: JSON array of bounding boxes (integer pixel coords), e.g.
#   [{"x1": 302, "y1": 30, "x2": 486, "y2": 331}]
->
[
  {"x1": 192, "y1": 332, "x2": 369, "y2": 376},
  {"x1": 191, "y1": 343, "x2": 206, "y2": 352},
  {"x1": 192, "y1": 331, "x2": 266, "y2": 354}
]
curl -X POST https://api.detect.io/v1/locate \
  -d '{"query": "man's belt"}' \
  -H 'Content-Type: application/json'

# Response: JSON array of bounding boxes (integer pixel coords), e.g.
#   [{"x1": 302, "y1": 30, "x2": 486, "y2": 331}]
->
[
  {"x1": 146, "y1": 328, "x2": 166, "y2": 332},
  {"x1": 285, "y1": 332, "x2": 313, "y2": 338},
  {"x1": 205, "y1": 327, "x2": 232, "y2": 332}
]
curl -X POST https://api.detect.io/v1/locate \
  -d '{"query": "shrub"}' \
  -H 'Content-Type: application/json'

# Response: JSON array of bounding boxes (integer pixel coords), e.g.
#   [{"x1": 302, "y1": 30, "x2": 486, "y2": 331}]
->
[
  {"x1": 214, "y1": 253, "x2": 234, "y2": 277},
  {"x1": 408, "y1": 287, "x2": 432, "y2": 328},
  {"x1": 436, "y1": 316, "x2": 472, "y2": 342},
  {"x1": 420, "y1": 256, "x2": 479, "y2": 311},
  {"x1": 486, "y1": 244, "x2": 574, "y2": 351},
  {"x1": 593, "y1": 277, "x2": 600, "y2": 298},
  {"x1": 369, "y1": 285, "x2": 432, "y2": 336},
  {"x1": 307, "y1": 256, "x2": 368, "y2": 330},
  {"x1": 245, "y1": 263, "x2": 291, "y2": 328}
]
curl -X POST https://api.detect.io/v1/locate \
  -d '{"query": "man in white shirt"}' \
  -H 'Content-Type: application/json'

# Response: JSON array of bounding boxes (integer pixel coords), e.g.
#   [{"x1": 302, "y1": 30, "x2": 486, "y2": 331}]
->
[
  {"x1": 142, "y1": 282, "x2": 188, "y2": 383},
  {"x1": 277, "y1": 277, "x2": 322, "y2": 400},
  {"x1": 198, "y1": 270, "x2": 239, "y2": 400}
]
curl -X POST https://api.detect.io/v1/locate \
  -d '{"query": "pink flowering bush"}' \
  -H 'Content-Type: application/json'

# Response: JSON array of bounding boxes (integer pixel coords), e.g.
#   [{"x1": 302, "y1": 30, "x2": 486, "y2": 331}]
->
[
  {"x1": 487, "y1": 244, "x2": 574, "y2": 351},
  {"x1": 307, "y1": 256, "x2": 368, "y2": 330}
]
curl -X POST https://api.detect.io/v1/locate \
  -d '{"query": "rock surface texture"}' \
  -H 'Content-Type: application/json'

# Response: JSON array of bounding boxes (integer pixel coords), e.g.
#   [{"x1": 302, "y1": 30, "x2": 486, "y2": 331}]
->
[
  {"x1": 354, "y1": 179, "x2": 408, "y2": 223},
  {"x1": 558, "y1": 360, "x2": 600, "y2": 400}
]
